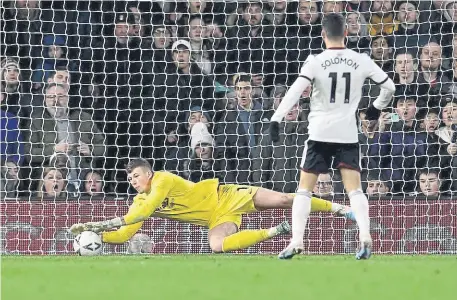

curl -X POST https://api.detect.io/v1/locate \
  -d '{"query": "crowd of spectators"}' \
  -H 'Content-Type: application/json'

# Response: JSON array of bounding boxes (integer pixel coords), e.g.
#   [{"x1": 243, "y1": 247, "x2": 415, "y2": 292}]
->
[{"x1": 1, "y1": 0, "x2": 457, "y2": 200}]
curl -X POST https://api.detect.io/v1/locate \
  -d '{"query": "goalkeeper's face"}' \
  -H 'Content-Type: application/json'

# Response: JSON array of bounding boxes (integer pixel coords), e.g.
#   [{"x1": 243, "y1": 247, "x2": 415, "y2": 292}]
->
[{"x1": 128, "y1": 167, "x2": 153, "y2": 194}]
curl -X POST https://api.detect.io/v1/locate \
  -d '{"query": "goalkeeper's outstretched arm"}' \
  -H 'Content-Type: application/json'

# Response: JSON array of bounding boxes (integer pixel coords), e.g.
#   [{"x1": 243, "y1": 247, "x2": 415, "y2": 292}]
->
[{"x1": 69, "y1": 186, "x2": 170, "y2": 243}]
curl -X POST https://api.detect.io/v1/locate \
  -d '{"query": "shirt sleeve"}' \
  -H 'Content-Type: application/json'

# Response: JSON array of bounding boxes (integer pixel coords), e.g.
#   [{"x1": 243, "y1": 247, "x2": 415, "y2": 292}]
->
[
  {"x1": 123, "y1": 176, "x2": 173, "y2": 225},
  {"x1": 366, "y1": 56, "x2": 389, "y2": 85},
  {"x1": 102, "y1": 175, "x2": 173, "y2": 244},
  {"x1": 298, "y1": 54, "x2": 316, "y2": 82}
]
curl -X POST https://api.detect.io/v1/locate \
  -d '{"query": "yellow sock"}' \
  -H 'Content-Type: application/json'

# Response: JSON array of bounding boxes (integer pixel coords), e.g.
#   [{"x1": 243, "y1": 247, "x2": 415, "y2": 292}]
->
[
  {"x1": 310, "y1": 196, "x2": 333, "y2": 212},
  {"x1": 222, "y1": 229, "x2": 270, "y2": 252},
  {"x1": 289, "y1": 194, "x2": 333, "y2": 213}
]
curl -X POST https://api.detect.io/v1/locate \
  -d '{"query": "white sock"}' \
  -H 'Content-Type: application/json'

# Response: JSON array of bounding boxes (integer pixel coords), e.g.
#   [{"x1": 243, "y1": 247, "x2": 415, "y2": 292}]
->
[
  {"x1": 348, "y1": 189, "x2": 371, "y2": 240},
  {"x1": 291, "y1": 189, "x2": 312, "y2": 245},
  {"x1": 331, "y1": 202, "x2": 343, "y2": 213}
]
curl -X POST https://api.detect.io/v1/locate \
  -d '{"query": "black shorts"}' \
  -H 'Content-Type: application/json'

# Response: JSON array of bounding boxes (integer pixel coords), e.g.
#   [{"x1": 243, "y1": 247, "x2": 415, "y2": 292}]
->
[{"x1": 300, "y1": 140, "x2": 361, "y2": 174}]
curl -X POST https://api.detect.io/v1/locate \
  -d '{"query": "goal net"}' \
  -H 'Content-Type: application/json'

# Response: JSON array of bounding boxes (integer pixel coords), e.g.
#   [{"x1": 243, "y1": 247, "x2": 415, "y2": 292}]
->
[{"x1": 1, "y1": 0, "x2": 456, "y2": 255}]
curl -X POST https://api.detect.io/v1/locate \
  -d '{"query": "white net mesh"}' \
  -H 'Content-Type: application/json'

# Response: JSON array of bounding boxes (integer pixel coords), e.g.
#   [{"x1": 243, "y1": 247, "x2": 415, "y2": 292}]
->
[{"x1": 1, "y1": 0, "x2": 456, "y2": 255}]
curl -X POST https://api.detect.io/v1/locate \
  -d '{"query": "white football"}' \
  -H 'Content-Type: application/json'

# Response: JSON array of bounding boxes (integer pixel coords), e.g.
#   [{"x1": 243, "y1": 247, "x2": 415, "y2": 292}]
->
[{"x1": 73, "y1": 231, "x2": 102, "y2": 256}]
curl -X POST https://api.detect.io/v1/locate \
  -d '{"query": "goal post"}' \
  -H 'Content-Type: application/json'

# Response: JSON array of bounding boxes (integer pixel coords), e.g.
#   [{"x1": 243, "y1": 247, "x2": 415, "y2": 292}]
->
[{"x1": 1, "y1": 1, "x2": 457, "y2": 255}]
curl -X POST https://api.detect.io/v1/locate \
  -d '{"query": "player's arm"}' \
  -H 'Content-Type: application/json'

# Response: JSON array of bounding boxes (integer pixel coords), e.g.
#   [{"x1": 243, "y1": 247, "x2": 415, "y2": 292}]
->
[
  {"x1": 365, "y1": 58, "x2": 396, "y2": 121},
  {"x1": 271, "y1": 57, "x2": 314, "y2": 124},
  {"x1": 69, "y1": 179, "x2": 172, "y2": 237},
  {"x1": 269, "y1": 56, "x2": 314, "y2": 141}
]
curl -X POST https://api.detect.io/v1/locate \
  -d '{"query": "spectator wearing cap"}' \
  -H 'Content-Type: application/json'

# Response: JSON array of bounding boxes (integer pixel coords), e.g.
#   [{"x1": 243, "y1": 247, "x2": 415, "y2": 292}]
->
[
  {"x1": 152, "y1": 39, "x2": 216, "y2": 126},
  {"x1": 252, "y1": 94, "x2": 308, "y2": 193},
  {"x1": 181, "y1": 122, "x2": 222, "y2": 183},
  {"x1": 164, "y1": 106, "x2": 213, "y2": 174},
  {"x1": 215, "y1": 74, "x2": 266, "y2": 184}
]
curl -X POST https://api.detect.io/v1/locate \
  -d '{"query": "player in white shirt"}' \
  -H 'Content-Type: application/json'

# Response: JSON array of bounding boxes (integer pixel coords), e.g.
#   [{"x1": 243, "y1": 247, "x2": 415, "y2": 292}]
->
[{"x1": 270, "y1": 13, "x2": 396, "y2": 260}]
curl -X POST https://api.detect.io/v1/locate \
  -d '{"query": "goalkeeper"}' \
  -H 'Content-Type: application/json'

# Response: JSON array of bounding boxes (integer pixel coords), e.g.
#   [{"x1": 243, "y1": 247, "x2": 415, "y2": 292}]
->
[{"x1": 70, "y1": 158, "x2": 355, "y2": 253}]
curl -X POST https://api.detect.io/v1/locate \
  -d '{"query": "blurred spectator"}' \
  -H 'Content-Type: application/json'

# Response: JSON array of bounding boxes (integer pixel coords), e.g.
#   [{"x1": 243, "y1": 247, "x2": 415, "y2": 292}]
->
[
  {"x1": 313, "y1": 173, "x2": 334, "y2": 198},
  {"x1": 182, "y1": 122, "x2": 221, "y2": 182},
  {"x1": 127, "y1": 233, "x2": 153, "y2": 254},
  {"x1": 417, "y1": 169, "x2": 442, "y2": 197},
  {"x1": 153, "y1": 40, "x2": 216, "y2": 129},
  {"x1": 365, "y1": 175, "x2": 391, "y2": 198},
  {"x1": 32, "y1": 35, "x2": 76, "y2": 91},
  {"x1": 370, "y1": 36, "x2": 394, "y2": 75},
  {"x1": 393, "y1": 50, "x2": 418, "y2": 88},
  {"x1": 322, "y1": 0, "x2": 344, "y2": 15},
  {"x1": 0, "y1": 91, "x2": 23, "y2": 166},
  {"x1": 345, "y1": 11, "x2": 370, "y2": 54},
  {"x1": 80, "y1": 169, "x2": 105, "y2": 197},
  {"x1": 181, "y1": 15, "x2": 212, "y2": 76},
  {"x1": 36, "y1": 167, "x2": 67, "y2": 199},
  {"x1": 252, "y1": 97, "x2": 307, "y2": 193},
  {"x1": 419, "y1": 108, "x2": 442, "y2": 168},
  {"x1": 368, "y1": 0, "x2": 398, "y2": 36},
  {"x1": 0, "y1": 57, "x2": 25, "y2": 116},
  {"x1": 164, "y1": 106, "x2": 213, "y2": 175},
  {"x1": 285, "y1": 0, "x2": 323, "y2": 85},
  {"x1": 369, "y1": 95, "x2": 427, "y2": 193},
  {"x1": 2, "y1": 0, "x2": 41, "y2": 85},
  {"x1": 0, "y1": 159, "x2": 20, "y2": 198},
  {"x1": 215, "y1": 74, "x2": 266, "y2": 184},
  {"x1": 392, "y1": 1, "x2": 430, "y2": 57},
  {"x1": 226, "y1": 2, "x2": 275, "y2": 89},
  {"x1": 23, "y1": 83, "x2": 105, "y2": 191},
  {"x1": 417, "y1": 42, "x2": 451, "y2": 108}
]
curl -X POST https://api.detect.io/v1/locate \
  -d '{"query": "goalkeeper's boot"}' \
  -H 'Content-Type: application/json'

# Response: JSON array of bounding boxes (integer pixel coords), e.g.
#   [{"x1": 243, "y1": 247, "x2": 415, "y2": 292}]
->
[
  {"x1": 276, "y1": 221, "x2": 292, "y2": 235},
  {"x1": 355, "y1": 236, "x2": 373, "y2": 260},
  {"x1": 335, "y1": 206, "x2": 356, "y2": 222},
  {"x1": 278, "y1": 240, "x2": 303, "y2": 260}
]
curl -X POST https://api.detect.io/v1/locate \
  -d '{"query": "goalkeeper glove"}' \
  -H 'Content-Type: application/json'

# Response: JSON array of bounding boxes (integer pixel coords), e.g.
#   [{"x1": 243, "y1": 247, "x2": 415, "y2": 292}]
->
[
  {"x1": 69, "y1": 218, "x2": 123, "y2": 235},
  {"x1": 270, "y1": 121, "x2": 280, "y2": 143}
]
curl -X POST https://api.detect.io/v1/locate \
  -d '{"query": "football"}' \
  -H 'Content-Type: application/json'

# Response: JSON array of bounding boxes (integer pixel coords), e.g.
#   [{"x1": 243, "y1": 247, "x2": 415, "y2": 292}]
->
[{"x1": 73, "y1": 231, "x2": 102, "y2": 256}]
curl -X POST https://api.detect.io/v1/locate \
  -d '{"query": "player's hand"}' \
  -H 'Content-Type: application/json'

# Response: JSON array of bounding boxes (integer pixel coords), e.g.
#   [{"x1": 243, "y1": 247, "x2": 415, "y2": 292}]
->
[
  {"x1": 54, "y1": 141, "x2": 71, "y2": 153},
  {"x1": 69, "y1": 223, "x2": 86, "y2": 235},
  {"x1": 77, "y1": 141, "x2": 91, "y2": 156},
  {"x1": 378, "y1": 112, "x2": 390, "y2": 133},
  {"x1": 270, "y1": 121, "x2": 280, "y2": 143}
]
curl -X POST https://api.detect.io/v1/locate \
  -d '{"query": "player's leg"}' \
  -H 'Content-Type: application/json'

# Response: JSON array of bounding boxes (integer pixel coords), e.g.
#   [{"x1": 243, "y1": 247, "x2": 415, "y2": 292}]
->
[
  {"x1": 279, "y1": 140, "x2": 328, "y2": 259},
  {"x1": 252, "y1": 187, "x2": 354, "y2": 219},
  {"x1": 336, "y1": 143, "x2": 372, "y2": 260},
  {"x1": 208, "y1": 221, "x2": 290, "y2": 253}
]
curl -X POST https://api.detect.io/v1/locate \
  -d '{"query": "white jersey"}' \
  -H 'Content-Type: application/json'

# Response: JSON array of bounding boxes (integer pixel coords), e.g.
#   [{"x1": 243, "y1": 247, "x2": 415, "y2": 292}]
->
[{"x1": 300, "y1": 48, "x2": 388, "y2": 143}]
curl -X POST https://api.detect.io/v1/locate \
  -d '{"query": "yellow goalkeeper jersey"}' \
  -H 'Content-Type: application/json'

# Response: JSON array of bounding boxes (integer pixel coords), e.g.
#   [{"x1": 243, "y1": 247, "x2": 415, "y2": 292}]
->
[{"x1": 102, "y1": 171, "x2": 220, "y2": 243}]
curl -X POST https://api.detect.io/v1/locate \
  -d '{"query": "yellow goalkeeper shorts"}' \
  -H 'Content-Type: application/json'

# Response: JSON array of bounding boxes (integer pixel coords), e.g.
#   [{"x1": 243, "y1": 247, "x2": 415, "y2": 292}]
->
[{"x1": 208, "y1": 184, "x2": 260, "y2": 230}]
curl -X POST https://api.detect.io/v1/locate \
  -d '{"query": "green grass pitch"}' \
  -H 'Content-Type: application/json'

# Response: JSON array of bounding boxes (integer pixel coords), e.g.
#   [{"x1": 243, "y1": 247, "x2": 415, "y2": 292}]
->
[{"x1": 2, "y1": 255, "x2": 456, "y2": 300}]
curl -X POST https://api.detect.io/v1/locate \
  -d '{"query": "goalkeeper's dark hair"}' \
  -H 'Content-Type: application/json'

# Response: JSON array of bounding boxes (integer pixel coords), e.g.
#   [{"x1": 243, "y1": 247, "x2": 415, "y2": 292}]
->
[
  {"x1": 322, "y1": 13, "x2": 346, "y2": 40},
  {"x1": 126, "y1": 158, "x2": 152, "y2": 173}
]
